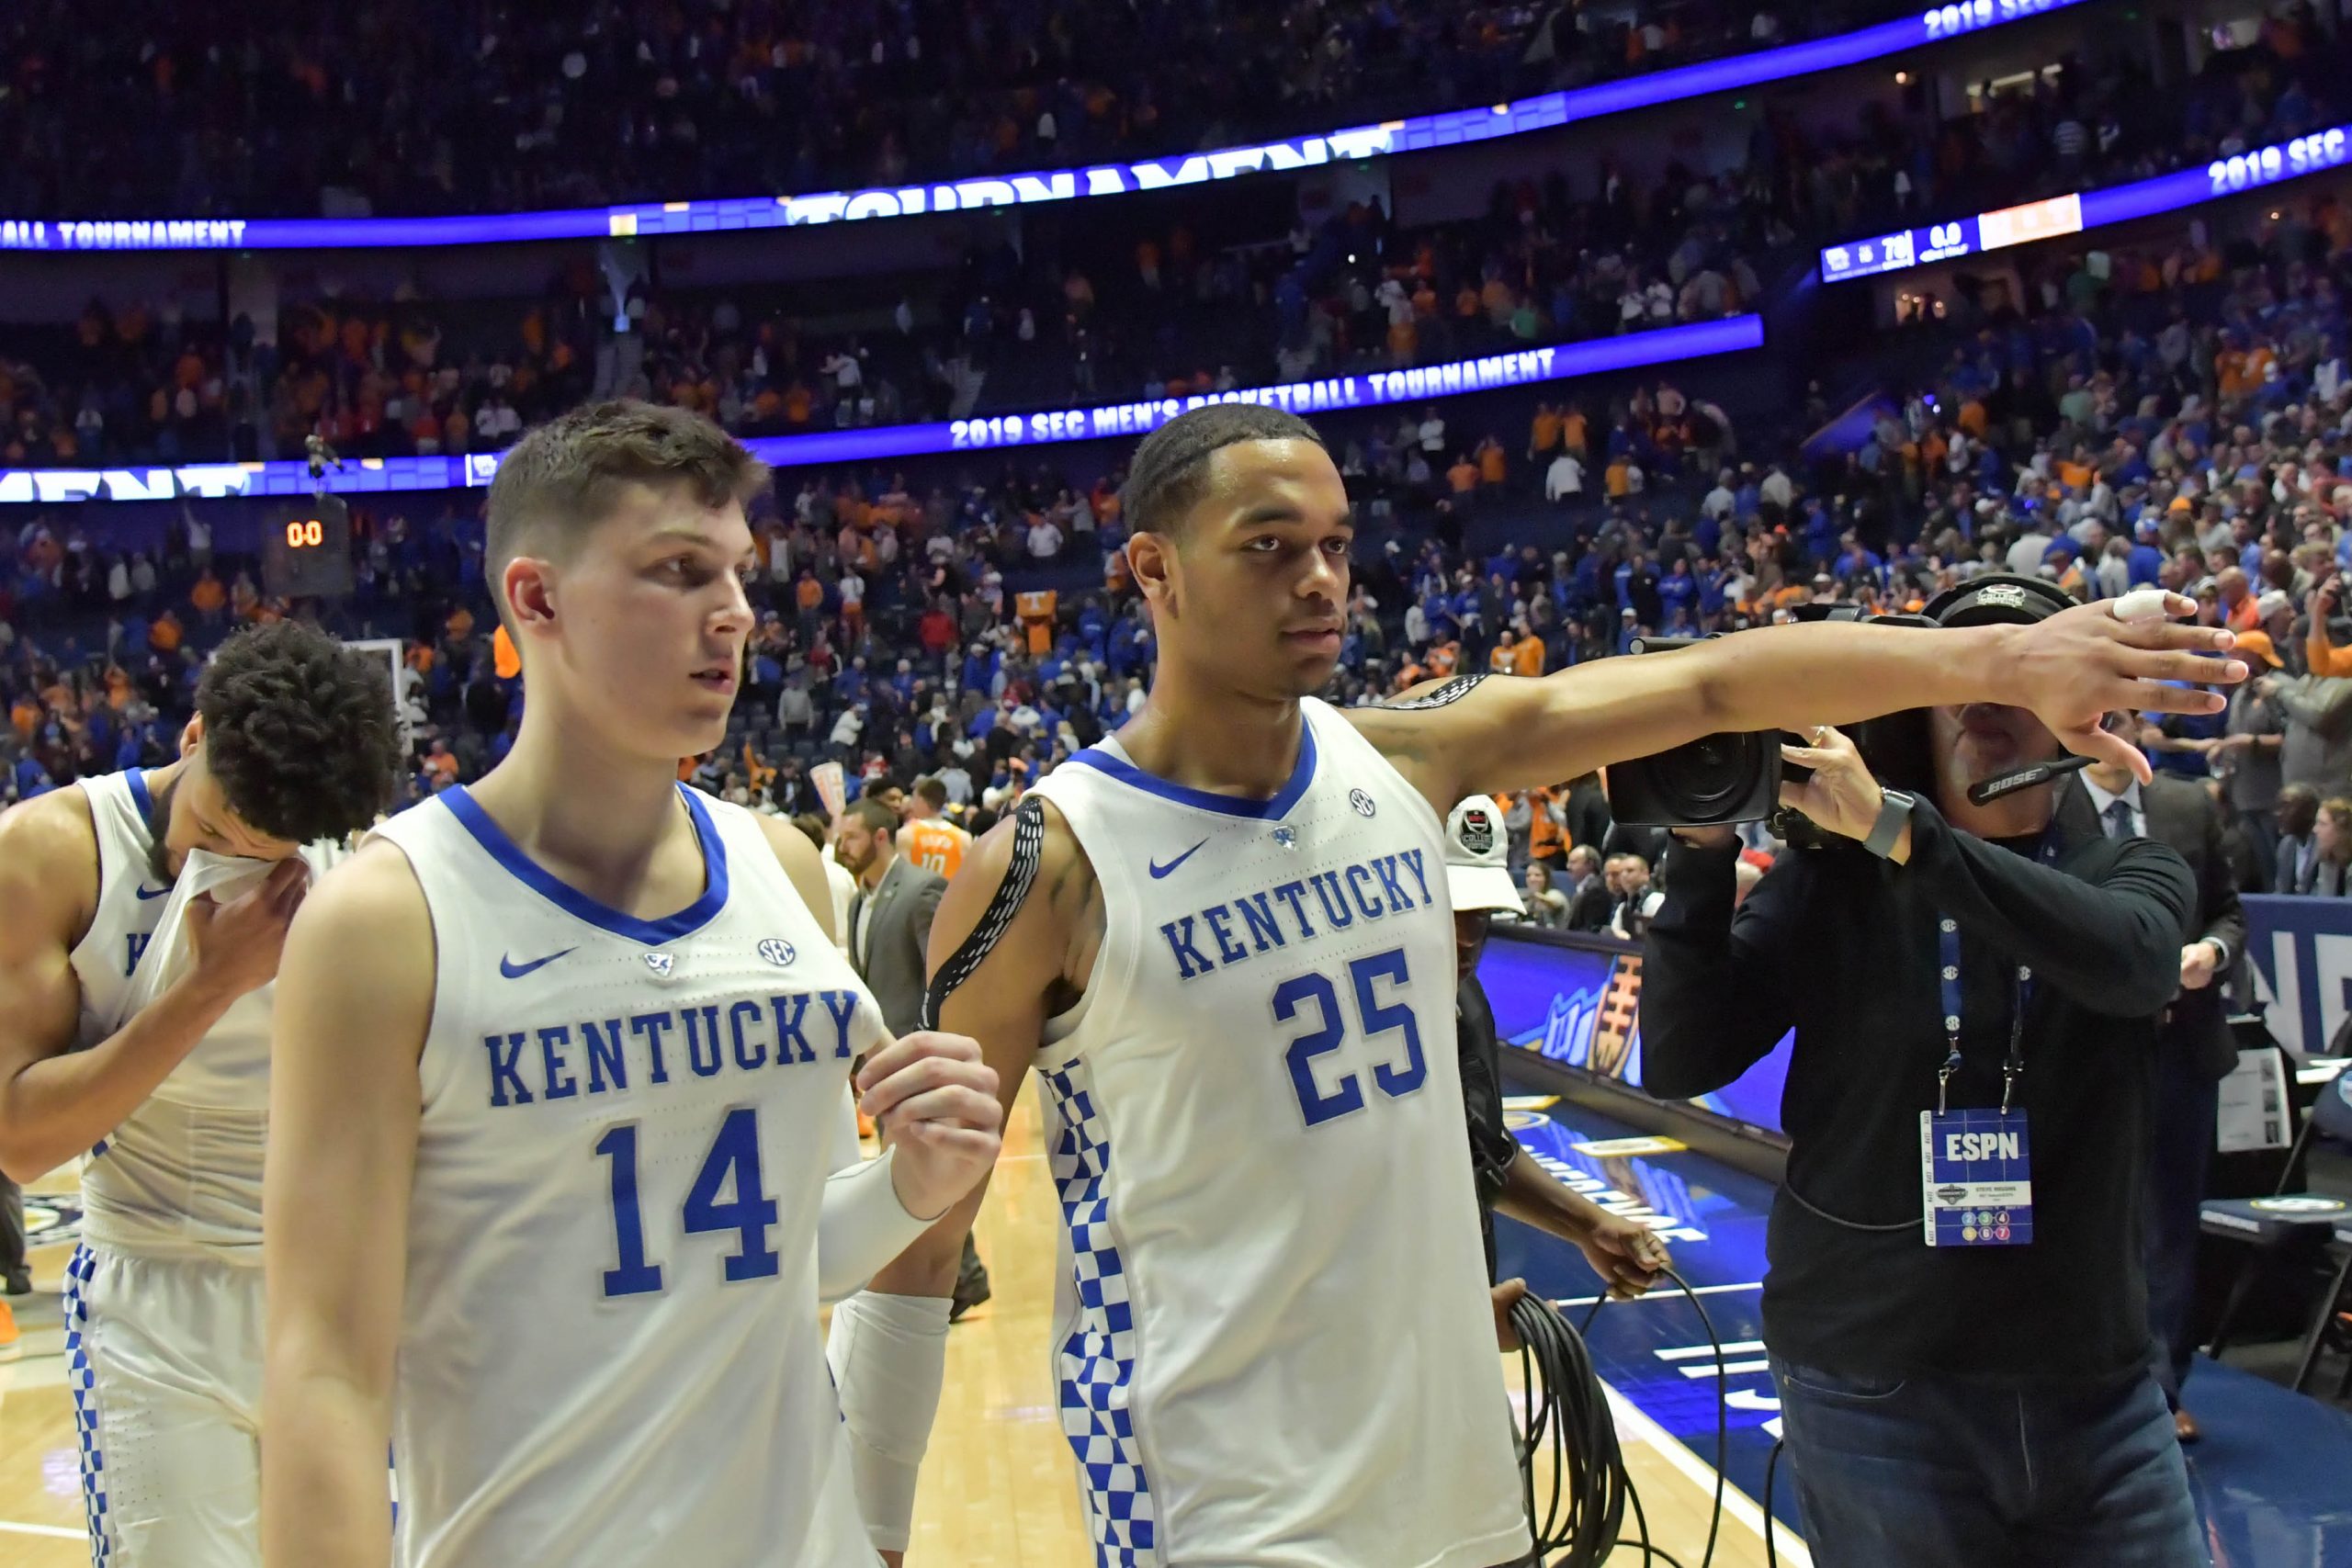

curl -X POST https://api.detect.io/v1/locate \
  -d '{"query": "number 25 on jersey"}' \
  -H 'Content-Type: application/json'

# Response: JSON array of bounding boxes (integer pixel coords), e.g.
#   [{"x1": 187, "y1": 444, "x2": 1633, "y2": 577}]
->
[{"x1": 1276, "y1": 946, "x2": 1428, "y2": 1128}]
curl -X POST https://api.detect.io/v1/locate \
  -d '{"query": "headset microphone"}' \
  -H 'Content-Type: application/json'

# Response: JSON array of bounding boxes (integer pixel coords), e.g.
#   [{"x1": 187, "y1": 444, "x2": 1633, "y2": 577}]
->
[{"x1": 1966, "y1": 752, "x2": 2094, "y2": 807}]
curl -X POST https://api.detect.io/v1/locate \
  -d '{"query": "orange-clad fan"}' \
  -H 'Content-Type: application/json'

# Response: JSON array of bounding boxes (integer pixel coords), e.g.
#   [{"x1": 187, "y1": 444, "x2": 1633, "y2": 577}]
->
[
  {"x1": 1016, "y1": 588, "x2": 1058, "y2": 655},
  {"x1": 900, "y1": 776, "x2": 972, "y2": 877}
]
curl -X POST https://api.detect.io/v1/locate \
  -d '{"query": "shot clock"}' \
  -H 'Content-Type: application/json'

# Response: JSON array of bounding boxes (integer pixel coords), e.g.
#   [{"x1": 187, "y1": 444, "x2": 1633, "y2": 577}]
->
[{"x1": 261, "y1": 495, "x2": 356, "y2": 597}]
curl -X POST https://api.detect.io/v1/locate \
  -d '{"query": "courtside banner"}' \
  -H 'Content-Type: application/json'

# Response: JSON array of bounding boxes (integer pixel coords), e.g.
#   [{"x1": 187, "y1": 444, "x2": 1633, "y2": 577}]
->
[
  {"x1": 0, "y1": 315, "x2": 1762, "y2": 504},
  {"x1": 0, "y1": 3, "x2": 2085, "y2": 253}
]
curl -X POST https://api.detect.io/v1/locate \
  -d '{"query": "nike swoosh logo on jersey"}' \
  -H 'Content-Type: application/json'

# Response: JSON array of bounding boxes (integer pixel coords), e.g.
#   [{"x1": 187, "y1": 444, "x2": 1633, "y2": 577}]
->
[
  {"x1": 135, "y1": 884, "x2": 170, "y2": 899},
  {"x1": 500, "y1": 948, "x2": 577, "y2": 979},
  {"x1": 1148, "y1": 840, "x2": 1208, "y2": 879}
]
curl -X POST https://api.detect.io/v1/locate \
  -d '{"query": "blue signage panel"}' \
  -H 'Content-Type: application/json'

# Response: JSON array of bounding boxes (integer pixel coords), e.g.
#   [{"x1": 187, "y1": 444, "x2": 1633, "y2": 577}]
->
[
  {"x1": 0, "y1": 317, "x2": 1761, "y2": 505},
  {"x1": 2242, "y1": 892, "x2": 2352, "y2": 1058},
  {"x1": 1476, "y1": 928, "x2": 1792, "y2": 1137},
  {"x1": 0, "y1": 3, "x2": 2085, "y2": 253}
]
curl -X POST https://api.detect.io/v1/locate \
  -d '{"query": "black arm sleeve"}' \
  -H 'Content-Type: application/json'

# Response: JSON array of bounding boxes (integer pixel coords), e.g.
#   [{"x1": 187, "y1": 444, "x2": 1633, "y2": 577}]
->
[
  {"x1": 1639, "y1": 840, "x2": 1805, "y2": 1100},
  {"x1": 1903, "y1": 797, "x2": 2195, "y2": 1017}
]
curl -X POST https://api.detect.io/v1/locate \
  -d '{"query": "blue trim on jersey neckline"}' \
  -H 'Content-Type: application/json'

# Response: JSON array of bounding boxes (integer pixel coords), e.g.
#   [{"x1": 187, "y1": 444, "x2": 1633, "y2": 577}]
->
[
  {"x1": 124, "y1": 767, "x2": 151, "y2": 820},
  {"x1": 1066, "y1": 718, "x2": 1317, "y2": 819},
  {"x1": 440, "y1": 783, "x2": 730, "y2": 945}
]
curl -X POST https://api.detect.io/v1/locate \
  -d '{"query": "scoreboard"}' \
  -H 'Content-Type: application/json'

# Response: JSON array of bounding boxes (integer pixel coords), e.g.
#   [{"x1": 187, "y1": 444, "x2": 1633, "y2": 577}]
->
[
  {"x1": 1822, "y1": 125, "x2": 2352, "y2": 284},
  {"x1": 261, "y1": 495, "x2": 356, "y2": 598}
]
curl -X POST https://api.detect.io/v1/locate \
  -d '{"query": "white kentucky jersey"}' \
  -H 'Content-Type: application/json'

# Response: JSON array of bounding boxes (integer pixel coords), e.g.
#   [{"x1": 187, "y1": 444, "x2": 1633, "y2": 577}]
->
[
  {"x1": 68, "y1": 767, "x2": 169, "y2": 1052},
  {"x1": 82, "y1": 840, "x2": 352, "y2": 1263},
  {"x1": 367, "y1": 784, "x2": 886, "y2": 1568},
  {"x1": 1025, "y1": 697, "x2": 1528, "y2": 1568}
]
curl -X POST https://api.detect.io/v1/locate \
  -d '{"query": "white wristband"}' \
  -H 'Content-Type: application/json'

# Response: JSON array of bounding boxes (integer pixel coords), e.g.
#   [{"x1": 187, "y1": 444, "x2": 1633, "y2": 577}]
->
[
  {"x1": 818, "y1": 1147, "x2": 938, "y2": 1305},
  {"x1": 827, "y1": 1292, "x2": 952, "y2": 1553}
]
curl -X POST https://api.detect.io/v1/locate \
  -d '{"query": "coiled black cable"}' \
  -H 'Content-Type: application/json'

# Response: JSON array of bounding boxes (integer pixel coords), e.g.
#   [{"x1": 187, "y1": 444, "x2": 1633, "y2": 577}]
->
[
  {"x1": 1511, "y1": 1267, "x2": 1733, "y2": 1568},
  {"x1": 1510, "y1": 1289, "x2": 1624, "y2": 1564}
]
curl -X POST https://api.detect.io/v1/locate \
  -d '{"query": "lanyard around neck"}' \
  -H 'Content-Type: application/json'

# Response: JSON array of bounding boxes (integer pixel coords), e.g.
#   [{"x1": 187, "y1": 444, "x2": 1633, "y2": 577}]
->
[{"x1": 1935, "y1": 832, "x2": 2063, "y2": 1115}]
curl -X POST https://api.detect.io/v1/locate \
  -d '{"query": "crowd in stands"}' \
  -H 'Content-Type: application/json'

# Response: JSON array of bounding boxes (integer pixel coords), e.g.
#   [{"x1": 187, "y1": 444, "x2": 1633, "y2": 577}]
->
[
  {"x1": 22, "y1": 175, "x2": 2352, "y2": 928},
  {"x1": 0, "y1": 0, "x2": 1918, "y2": 221},
  {"x1": 0, "y1": 137, "x2": 1777, "y2": 471},
  {"x1": 12, "y1": 7, "x2": 2341, "y2": 476},
  {"x1": 1786, "y1": 13, "x2": 2350, "y2": 242}
]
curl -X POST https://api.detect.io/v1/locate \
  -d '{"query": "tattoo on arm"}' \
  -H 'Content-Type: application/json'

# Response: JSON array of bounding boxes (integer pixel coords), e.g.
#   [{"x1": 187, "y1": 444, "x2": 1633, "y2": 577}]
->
[{"x1": 1382, "y1": 673, "x2": 1490, "y2": 711}]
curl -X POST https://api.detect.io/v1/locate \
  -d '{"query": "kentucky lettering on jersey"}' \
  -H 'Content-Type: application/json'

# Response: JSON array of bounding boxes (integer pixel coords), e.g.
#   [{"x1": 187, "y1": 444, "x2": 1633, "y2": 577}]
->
[
  {"x1": 1156, "y1": 848, "x2": 1433, "y2": 981},
  {"x1": 1023, "y1": 698, "x2": 1528, "y2": 1568},
  {"x1": 363, "y1": 784, "x2": 881, "y2": 1568},
  {"x1": 479, "y1": 991, "x2": 860, "y2": 1107}
]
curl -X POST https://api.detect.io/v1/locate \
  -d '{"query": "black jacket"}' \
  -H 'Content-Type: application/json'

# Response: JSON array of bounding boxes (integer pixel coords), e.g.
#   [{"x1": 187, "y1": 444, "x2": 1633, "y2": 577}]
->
[
  {"x1": 1643, "y1": 797, "x2": 2194, "y2": 1382},
  {"x1": 2055, "y1": 775, "x2": 2245, "y2": 1081},
  {"x1": 1565, "y1": 874, "x2": 1613, "y2": 933}
]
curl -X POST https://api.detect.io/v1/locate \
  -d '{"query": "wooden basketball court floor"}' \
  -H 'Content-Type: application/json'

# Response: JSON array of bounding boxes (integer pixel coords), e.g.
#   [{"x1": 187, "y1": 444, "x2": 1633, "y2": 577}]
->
[{"x1": 0, "y1": 1089, "x2": 1782, "y2": 1566}]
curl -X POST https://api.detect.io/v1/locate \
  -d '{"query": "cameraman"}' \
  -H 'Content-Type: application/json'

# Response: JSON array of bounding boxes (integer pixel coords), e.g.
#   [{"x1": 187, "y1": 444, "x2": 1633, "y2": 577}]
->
[{"x1": 1642, "y1": 577, "x2": 2211, "y2": 1568}]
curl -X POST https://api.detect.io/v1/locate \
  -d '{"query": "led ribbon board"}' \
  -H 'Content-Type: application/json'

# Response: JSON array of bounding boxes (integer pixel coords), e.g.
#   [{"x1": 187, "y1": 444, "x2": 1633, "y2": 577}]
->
[
  {"x1": 0, "y1": 2, "x2": 2086, "y2": 253},
  {"x1": 1820, "y1": 124, "x2": 2352, "y2": 281},
  {"x1": 0, "y1": 316, "x2": 1763, "y2": 504}
]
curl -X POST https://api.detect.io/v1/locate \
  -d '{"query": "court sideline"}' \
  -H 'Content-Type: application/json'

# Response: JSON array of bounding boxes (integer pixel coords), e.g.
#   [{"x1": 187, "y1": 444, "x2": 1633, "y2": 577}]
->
[{"x1": 0, "y1": 1089, "x2": 1776, "y2": 1566}]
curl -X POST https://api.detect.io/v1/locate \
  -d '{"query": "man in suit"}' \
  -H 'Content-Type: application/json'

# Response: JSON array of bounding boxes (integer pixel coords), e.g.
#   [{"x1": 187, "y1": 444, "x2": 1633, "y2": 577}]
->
[
  {"x1": 838, "y1": 795, "x2": 946, "y2": 1035},
  {"x1": 2064, "y1": 718, "x2": 2247, "y2": 1443},
  {"x1": 1563, "y1": 845, "x2": 1613, "y2": 932},
  {"x1": 2272, "y1": 783, "x2": 2321, "y2": 893},
  {"x1": 837, "y1": 796, "x2": 990, "y2": 1319}
]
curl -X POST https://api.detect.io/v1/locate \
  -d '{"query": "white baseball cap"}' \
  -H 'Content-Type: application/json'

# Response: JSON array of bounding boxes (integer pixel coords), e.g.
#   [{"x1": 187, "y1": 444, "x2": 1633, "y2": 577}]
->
[{"x1": 1444, "y1": 795, "x2": 1523, "y2": 915}]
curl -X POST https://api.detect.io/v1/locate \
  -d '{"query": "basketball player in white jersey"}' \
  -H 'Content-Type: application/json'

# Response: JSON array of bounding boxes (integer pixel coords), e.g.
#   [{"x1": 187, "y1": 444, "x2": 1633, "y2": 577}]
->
[
  {"x1": 0, "y1": 620, "x2": 403, "y2": 1566},
  {"x1": 845, "y1": 404, "x2": 2241, "y2": 1566},
  {"x1": 259, "y1": 400, "x2": 1004, "y2": 1568}
]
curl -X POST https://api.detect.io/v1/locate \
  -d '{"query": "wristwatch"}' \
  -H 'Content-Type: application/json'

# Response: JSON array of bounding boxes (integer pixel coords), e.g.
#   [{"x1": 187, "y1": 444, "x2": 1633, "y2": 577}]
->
[{"x1": 1862, "y1": 787, "x2": 1916, "y2": 859}]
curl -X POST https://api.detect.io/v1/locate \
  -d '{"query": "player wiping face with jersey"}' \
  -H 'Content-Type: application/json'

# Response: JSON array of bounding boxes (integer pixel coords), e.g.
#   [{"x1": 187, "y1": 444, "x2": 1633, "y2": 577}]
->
[
  {"x1": 258, "y1": 400, "x2": 1004, "y2": 1568},
  {"x1": 0, "y1": 619, "x2": 402, "y2": 1567},
  {"x1": 835, "y1": 402, "x2": 2244, "y2": 1566}
]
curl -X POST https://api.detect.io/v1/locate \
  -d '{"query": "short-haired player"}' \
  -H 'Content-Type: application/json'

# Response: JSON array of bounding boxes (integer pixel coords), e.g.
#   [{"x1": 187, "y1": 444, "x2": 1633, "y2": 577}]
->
[
  {"x1": 260, "y1": 401, "x2": 1003, "y2": 1568},
  {"x1": 840, "y1": 403, "x2": 2240, "y2": 1564}
]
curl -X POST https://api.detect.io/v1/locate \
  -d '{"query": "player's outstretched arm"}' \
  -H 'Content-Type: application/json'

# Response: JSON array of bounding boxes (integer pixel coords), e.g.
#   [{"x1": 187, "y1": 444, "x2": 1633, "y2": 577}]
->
[
  {"x1": 261, "y1": 841, "x2": 432, "y2": 1568},
  {"x1": 1350, "y1": 593, "x2": 2244, "y2": 807},
  {"x1": 0, "y1": 792, "x2": 303, "y2": 1181}
]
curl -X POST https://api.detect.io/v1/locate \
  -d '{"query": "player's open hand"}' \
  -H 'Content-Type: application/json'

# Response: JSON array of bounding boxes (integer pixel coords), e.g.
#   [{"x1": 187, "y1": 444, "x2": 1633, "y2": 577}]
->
[
  {"x1": 855, "y1": 1030, "x2": 1003, "y2": 1222},
  {"x1": 184, "y1": 857, "x2": 311, "y2": 1001},
  {"x1": 2006, "y1": 594, "x2": 2244, "y2": 784}
]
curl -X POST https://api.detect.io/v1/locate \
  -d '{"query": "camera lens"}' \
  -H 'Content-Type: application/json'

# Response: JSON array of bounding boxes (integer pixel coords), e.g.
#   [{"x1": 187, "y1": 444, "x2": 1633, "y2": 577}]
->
[{"x1": 1656, "y1": 733, "x2": 1758, "y2": 811}]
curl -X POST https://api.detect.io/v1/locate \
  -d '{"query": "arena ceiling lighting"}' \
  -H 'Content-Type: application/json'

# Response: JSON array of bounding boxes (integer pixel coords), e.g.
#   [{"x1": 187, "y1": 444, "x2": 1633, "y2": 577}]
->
[
  {"x1": 0, "y1": 2, "x2": 2087, "y2": 253},
  {"x1": 1819, "y1": 123, "x2": 2352, "y2": 281},
  {"x1": 0, "y1": 316, "x2": 1764, "y2": 504}
]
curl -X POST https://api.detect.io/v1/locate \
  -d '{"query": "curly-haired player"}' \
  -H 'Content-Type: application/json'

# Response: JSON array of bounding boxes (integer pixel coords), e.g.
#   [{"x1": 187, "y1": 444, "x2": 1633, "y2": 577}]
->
[{"x1": 0, "y1": 618, "x2": 401, "y2": 1568}]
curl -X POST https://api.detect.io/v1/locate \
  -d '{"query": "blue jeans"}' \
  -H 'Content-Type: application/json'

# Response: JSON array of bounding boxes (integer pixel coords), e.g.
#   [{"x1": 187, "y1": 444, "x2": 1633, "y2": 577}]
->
[{"x1": 1770, "y1": 1357, "x2": 2206, "y2": 1568}]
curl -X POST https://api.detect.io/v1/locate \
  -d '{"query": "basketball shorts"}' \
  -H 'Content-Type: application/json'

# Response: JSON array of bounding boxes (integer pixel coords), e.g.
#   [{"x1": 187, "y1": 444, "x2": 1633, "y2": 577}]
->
[{"x1": 63, "y1": 1242, "x2": 263, "y2": 1568}]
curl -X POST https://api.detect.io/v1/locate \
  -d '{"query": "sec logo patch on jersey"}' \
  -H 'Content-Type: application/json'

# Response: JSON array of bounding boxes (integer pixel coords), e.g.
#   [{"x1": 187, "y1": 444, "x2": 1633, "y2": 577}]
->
[
  {"x1": 1350, "y1": 788, "x2": 1376, "y2": 817},
  {"x1": 758, "y1": 937, "x2": 797, "y2": 967}
]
